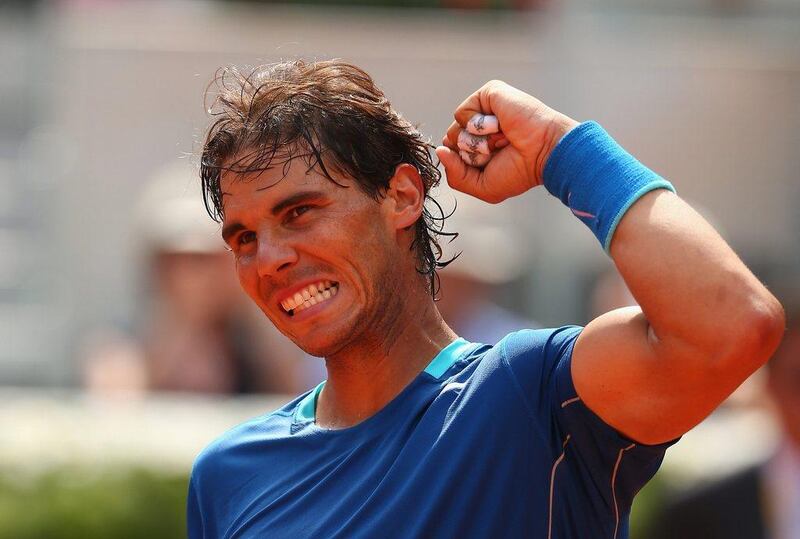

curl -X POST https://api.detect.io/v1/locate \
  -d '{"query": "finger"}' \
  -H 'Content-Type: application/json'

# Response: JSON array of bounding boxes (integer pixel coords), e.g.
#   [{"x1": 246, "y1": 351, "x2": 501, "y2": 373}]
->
[
  {"x1": 491, "y1": 133, "x2": 510, "y2": 149},
  {"x1": 445, "y1": 121, "x2": 462, "y2": 150},
  {"x1": 458, "y1": 150, "x2": 491, "y2": 168},
  {"x1": 452, "y1": 86, "x2": 489, "y2": 128},
  {"x1": 436, "y1": 146, "x2": 484, "y2": 194},
  {"x1": 435, "y1": 146, "x2": 469, "y2": 185},
  {"x1": 457, "y1": 131, "x2": 491, "y2": 155},
  {"x1": 454, "y1": 130, "x2": 508, "y2": 153},
  {"x1": 466, "y1": 113, "x2": 499, "y2": 135}
]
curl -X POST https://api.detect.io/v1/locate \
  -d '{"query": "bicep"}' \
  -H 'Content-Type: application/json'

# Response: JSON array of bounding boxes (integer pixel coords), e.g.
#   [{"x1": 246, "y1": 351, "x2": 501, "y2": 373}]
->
[{"x1": 572, "y1": 306, "x2": 743, "y2": 445}]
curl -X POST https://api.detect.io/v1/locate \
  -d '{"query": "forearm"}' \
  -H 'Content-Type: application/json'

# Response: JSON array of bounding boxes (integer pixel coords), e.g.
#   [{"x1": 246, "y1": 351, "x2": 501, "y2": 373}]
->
[
  {"x1": 542, "y1": 119, "x2": 785, "y2": 364},
  {"x1": 543, "y1": 121, "x2": 785, "y2": 443}
]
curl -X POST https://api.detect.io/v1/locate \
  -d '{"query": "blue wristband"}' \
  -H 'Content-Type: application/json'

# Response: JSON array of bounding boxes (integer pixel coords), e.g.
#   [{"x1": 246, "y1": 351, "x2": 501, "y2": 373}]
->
[{"x1": 542, "y1": 121, "x2": 676, "y2": 253}]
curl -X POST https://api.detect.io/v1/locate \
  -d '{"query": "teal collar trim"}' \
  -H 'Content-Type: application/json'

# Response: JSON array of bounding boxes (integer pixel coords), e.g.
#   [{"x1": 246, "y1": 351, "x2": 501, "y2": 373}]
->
[
  {"x1": 424, "y1": 337, "x2": 474, "y2": 379},
  {"x1": 295, "y1": 381, "x2": 325, "y2": 424},
  {"x1": 293, "y1": 338, "x2": 474, "y2": 424}
]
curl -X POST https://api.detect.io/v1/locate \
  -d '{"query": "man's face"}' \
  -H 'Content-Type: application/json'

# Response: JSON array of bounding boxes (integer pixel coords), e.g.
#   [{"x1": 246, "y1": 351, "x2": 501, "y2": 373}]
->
[{"x1": 220, "y1": 159, "x2": 406, "y2": 357}]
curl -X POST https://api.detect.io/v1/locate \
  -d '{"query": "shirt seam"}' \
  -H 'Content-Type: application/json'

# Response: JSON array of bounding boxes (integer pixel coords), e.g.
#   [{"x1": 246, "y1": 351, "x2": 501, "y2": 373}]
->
[
  {"x1": 612, "y1": 443, "x2": 637, "y2": 539},
  {"x1": 548, "y1": 434, "x2": 571, "y2": 539}
]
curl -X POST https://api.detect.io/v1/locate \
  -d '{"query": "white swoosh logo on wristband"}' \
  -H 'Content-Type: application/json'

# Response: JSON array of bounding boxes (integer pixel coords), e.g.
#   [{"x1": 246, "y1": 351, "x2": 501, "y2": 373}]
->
[{"x1": 568, "y1": 193, "x2": 596, "y2": 219}]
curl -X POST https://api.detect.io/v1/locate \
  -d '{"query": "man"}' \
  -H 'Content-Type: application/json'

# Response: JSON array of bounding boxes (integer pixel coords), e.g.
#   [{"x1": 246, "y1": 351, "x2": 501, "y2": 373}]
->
[
  {"x1": 651, "y1": 293, "x2": 800, "y2": 539},
  {"x1": 187, "y1": 59, "x2": 784, "y2": 538}
]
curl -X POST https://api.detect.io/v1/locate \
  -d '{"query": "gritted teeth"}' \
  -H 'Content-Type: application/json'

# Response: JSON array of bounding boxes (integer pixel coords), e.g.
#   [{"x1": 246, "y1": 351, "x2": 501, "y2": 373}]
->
[{"x1": 281, "y1": 281, "x2": 339, "y2": 314}]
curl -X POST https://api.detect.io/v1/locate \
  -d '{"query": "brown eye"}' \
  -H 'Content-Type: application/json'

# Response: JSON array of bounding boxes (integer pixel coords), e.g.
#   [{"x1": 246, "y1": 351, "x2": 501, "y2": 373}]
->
[
  {"x1": 288, "y1": 205, "x2": 312, "y2": 220},
  {"x1": 238, "y1": 231, "x2": 256, "y2": 245}
]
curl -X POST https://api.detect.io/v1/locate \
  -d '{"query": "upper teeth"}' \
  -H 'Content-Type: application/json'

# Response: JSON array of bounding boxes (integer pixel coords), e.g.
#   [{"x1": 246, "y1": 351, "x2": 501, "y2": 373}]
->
[{"x1": 281, "y1": 281, "x2": 338, "y2": 313}]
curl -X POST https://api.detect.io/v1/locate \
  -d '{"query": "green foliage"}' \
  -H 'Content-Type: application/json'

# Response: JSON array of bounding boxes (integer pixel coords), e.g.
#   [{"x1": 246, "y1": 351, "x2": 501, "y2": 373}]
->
[
  {"x1": 0, "y1": 465, "x2": 666, "y2": 538},
  {"x1": 0, "y1": 468, "x2": 189, "y2": 539},
  {"x1": 630, "y1": 471, "x2": 668, "y2": 539}
]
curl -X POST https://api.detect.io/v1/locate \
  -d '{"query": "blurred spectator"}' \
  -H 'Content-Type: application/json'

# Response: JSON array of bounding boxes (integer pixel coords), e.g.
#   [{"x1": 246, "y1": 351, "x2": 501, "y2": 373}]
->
[
  {"x1": 434, "y1": 192, "x2": 539, "y2": 343},
  {"x1": 588, "y1": 268, "x2": 637, "y2": 320},
  {"x1": 82, "y1": 162, "x2": 305, "y2": 396},
  {"x1": 651, "y1": 288, "x2": 800, "y2": 539},
  {"x1": 436, "y1": 208, "x2": 540, "y2": 344}
]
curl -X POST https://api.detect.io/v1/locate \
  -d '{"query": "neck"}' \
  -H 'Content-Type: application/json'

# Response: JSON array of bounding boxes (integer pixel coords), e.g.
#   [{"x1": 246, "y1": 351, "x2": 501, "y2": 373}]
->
[{"x1": 315, "y1": 288, "x2": 457, "y2": 430}]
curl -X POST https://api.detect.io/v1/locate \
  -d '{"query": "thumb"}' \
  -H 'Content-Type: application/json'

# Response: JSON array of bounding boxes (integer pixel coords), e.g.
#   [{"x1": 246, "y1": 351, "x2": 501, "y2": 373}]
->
[{"x1": 435, "y1": 145, "x2": 471, "y2": 192}]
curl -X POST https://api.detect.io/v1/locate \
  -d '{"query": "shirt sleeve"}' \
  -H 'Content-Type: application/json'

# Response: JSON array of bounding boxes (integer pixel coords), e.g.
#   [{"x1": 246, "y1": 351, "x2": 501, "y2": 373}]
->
[{"x1": 501, "y1": 327, "x2": 676, "y2": 521}]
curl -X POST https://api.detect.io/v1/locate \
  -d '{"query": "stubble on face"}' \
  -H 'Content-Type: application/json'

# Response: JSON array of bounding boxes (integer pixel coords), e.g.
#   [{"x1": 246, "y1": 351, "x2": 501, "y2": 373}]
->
[{"x1": 221, "y1": 159, "x2": 422, "y2": 361}]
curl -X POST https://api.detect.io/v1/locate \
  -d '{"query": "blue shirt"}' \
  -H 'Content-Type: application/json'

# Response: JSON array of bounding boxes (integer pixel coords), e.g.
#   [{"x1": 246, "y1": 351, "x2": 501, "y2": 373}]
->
[{"x1": 187, "y1": 327, "x2": 673, "y2": 538}]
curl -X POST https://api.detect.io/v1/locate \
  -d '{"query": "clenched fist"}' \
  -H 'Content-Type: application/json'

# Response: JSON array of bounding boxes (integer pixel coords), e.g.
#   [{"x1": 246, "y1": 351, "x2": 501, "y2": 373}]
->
[{"x1": 436, "y1": 80, "x2": 579, "y2": 204}]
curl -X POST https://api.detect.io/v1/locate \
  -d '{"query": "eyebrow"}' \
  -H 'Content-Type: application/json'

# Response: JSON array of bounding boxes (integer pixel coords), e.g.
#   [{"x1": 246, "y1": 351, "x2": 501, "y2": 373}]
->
[
  {"x1": 268, "y1": 190, "x2": 326, "y2": 216},
  {"x1": 220, "y1": 190, "x2": 327, "y2": 245}
]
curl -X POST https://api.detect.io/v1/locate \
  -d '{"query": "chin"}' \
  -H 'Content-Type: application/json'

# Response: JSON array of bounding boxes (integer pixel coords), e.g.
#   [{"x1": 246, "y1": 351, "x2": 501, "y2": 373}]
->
[
  {"x1": 296, "y1": 342, "x2": 334, "y2": 358},
  {"x1": 284, "y1": 320, "x2": 359, "y2": 359},
  {"x1": 292, "y1": 335, "x2": 347, "y2": 359},
  {"x1": 262, "y1": 296, "x2": 369, "y2": 358}
]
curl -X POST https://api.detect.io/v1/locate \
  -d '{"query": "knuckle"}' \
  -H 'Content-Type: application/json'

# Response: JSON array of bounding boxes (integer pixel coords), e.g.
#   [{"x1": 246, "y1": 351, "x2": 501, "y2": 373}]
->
[{"x1": 485, "y1": 192, "x2": 503, "y2": 204}]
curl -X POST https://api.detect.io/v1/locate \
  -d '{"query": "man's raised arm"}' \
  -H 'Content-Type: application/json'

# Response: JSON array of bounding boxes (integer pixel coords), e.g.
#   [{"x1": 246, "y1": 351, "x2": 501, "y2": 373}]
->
[{"x1": 437, "y1": 80, "x2": 785, "y2": 445}]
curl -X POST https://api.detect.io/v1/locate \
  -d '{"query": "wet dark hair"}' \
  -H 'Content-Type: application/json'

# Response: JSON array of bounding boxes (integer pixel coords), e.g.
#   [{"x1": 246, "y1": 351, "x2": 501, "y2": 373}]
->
[{"x1": 200, "y1": 59, "x2": 455, "y2": 296}]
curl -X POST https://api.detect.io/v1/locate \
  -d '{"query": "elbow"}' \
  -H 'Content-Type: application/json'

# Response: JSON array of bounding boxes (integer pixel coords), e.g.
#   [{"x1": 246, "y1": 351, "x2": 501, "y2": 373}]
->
[
  {"x1": 756, "y1": 295, "x2": 786, "y2": 361},
  {"x1": 724, "y1": 293, "x2": 786, "y2": 371}
]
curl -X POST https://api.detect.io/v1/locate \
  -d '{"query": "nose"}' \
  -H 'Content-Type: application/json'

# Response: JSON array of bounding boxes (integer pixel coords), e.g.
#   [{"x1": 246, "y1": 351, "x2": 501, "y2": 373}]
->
[{"x1": 255, "y1": 232, "x2": 298, "y2": 277}]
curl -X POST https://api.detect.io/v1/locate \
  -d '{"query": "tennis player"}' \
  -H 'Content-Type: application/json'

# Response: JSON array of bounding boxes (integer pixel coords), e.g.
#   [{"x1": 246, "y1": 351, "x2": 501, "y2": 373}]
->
[{"x1": 186, "y1": 60, "x2": 785, "y2": 538}]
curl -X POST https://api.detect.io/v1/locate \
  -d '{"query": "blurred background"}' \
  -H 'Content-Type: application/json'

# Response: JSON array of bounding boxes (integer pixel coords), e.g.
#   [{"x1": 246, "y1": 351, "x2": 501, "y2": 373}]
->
[{"x1": 1, "y1": 0, "x2": 798, "y2": 536}]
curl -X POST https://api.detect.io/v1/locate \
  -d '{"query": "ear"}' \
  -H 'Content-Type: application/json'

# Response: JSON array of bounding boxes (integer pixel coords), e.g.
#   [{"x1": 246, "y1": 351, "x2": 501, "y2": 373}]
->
[{"x1": 384, "y1": 163, "x2": 425, "y2": 230}]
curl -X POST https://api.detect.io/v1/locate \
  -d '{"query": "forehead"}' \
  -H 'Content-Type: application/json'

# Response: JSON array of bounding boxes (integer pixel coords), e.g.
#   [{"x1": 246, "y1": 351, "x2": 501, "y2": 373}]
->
[{"x1": 219, "y1": 158, "x2": 353, "y2": 216}]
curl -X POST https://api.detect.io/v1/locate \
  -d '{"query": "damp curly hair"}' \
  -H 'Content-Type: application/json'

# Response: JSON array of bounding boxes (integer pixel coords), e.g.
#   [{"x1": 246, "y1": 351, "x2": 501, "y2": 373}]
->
[{"x1": 200, "y1": 58, "x2": 456, "y2": 296}]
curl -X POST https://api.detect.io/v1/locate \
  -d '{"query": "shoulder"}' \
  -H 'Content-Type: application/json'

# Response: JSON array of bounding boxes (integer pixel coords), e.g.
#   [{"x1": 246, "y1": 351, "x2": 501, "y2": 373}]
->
[
  {"x1": 445, "y1": 328, "x2": 578, "y2": 378},
  {"x1": 497, "y1": 326, "x2": 583, "y2": 359},
  {"x1": 494, "y1": 326, "x2": 583, "y2": 383},
  {"x1": 463, "y1": 326, "x2": 583, "y2": 378},
  {"x1": 454, "y1": 327, "x2": 583, "y2": 421},
  {"x1": 190, "y1": 392, "x2": 306, "y2": 482}
]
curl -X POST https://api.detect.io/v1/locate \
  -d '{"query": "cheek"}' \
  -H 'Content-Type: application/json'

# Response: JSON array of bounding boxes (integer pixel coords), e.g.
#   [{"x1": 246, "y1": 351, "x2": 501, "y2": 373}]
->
[
  {"x1": 235, "y1": 256, "x2": 260, "y2": 298},
  {"x1": 359, "y1": 243, "x2": 400, "y2": 303}
]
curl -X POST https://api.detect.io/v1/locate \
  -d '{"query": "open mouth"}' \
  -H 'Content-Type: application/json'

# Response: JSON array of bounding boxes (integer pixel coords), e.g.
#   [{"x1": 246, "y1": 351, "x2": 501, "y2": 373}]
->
[{"x1": 280, "y1": 280, "x2": 339, "y2": 317}]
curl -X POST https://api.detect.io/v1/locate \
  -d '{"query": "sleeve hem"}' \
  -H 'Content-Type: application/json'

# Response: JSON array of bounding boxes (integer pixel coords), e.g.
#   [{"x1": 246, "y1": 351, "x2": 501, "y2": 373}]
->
[{"x1": 557, "y1": 350, "x2": 680, "y2": 452}]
